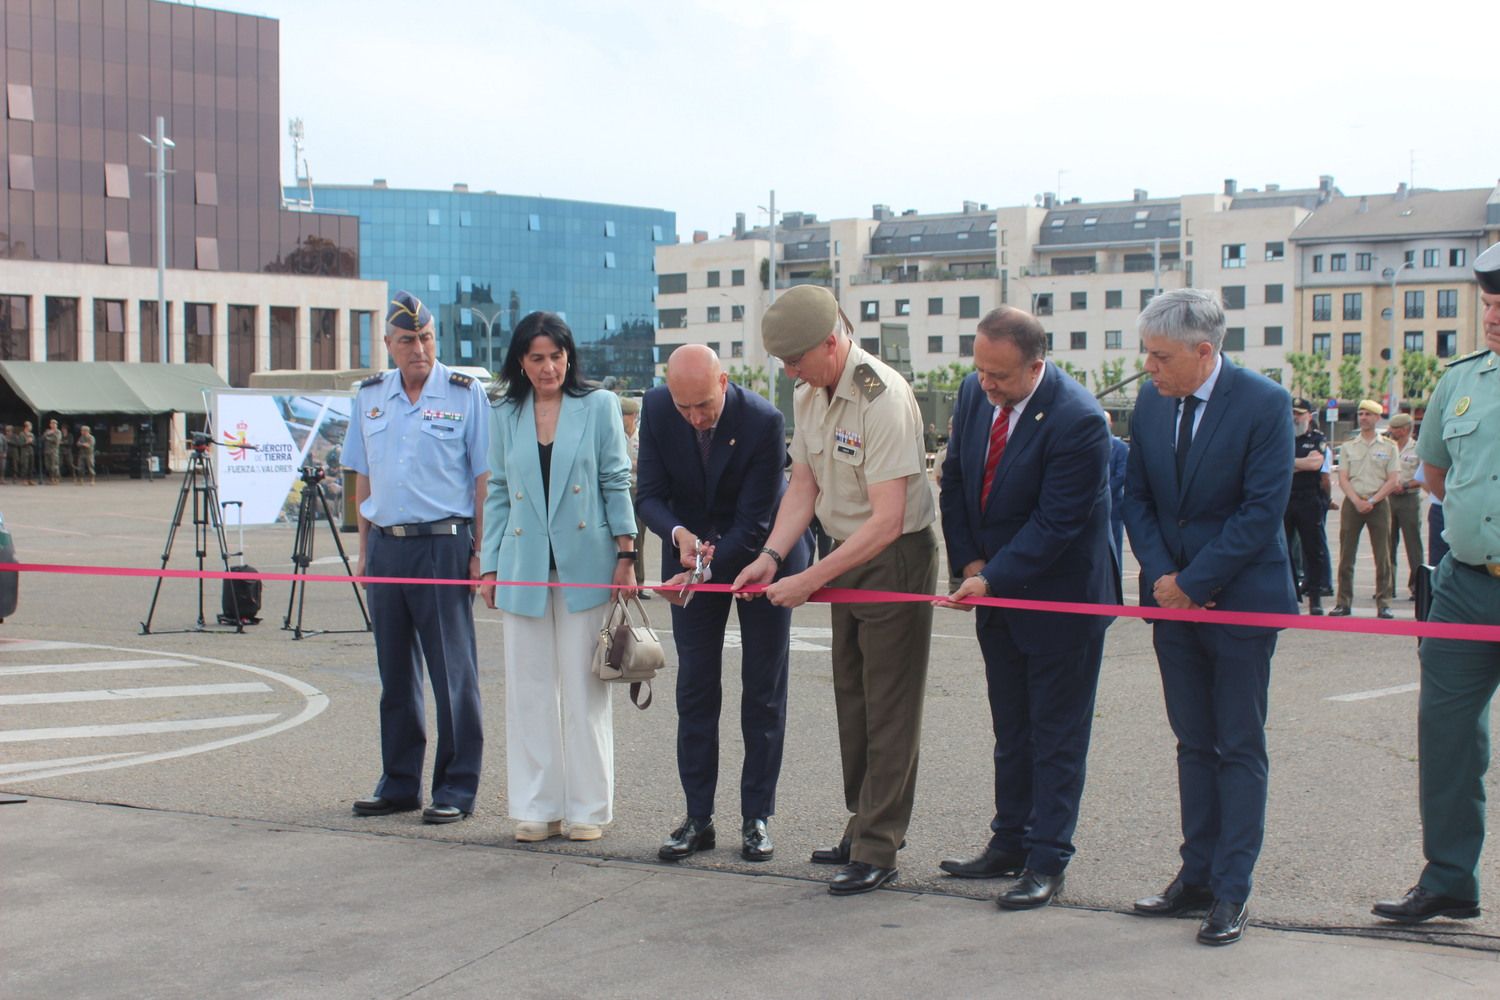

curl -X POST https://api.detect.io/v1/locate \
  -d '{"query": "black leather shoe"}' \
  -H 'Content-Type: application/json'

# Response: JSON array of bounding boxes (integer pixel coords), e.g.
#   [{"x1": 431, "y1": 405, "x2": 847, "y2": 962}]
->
[
  {"x1": 996, "y1": 869, "x2": 1064, "y2": 910},
  {"x1": 1328, "y1": 605, "x2": 1352, "y2": 617},
  {"x1": 811, "y1": 836, "x2": 904, "y2": 865},
  {"x1": 422, "y1": 803, "x2": 469, "y2": 824},
  {"x1": 741, "y1": 818, "x2": 774, "y2": 862},
  {"x1": 659, "y1": 816, "x2": 715, "y2": 861},
  {"x1": 352, "y1": 795, "x2": 421, "y2": 817},
  {"x1": 828, "y1": 862, "x2": 898, "y2": 896},
  {"x1": 1372, "y1": 885, "x2": 1481, "y2": 924},
  {"x1": 1378, "y1": 607, "x2": 1395, "y2": 620},
  {"x1": 1197, "y1": 899, "x2": 1249, "y2": 945},
  {"x1": 939, "y1": 845, "x2": 1027, "y2": 879},
  {"x1": 1134, "y1": 875, "x2": 1215, "y2": 916},
  {"x1": 1309, "y1": 603, "x2": 1324, "y2": 616}
]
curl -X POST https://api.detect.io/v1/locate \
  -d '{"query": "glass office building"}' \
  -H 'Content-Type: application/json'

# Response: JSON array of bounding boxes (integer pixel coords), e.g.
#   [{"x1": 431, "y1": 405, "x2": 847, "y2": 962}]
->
[{"x1": 297, "y1": 184, "x2": 675, "y2": 386}]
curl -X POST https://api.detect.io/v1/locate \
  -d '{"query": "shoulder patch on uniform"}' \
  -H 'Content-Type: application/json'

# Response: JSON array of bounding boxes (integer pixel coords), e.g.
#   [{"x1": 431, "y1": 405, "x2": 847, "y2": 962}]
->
[
  {"x1": 853, "y1": 363, "x2": 886, "y2": 401},
  {"x1": 1445, "y1": 348, "x2": 1489, "y2": 369},
  {"x1": 358, "y1": 373, "x2": 385, "y2": 388},
  {"x1": 449, "y1": 372, "x2": 474, "y2": 387}
]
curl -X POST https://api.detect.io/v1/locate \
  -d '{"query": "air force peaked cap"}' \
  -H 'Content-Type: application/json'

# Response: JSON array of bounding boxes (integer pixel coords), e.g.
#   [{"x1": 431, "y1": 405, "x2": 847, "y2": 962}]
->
[
  {"x1": 762, "y1": 284, "x2": 839, "y2": 358},
  {"x1": 1476, "y1": 242, "x2": 1500, "y2": 295},
  {"x1": 387, "y1": 291, "x2": 434, "y2": 332}
]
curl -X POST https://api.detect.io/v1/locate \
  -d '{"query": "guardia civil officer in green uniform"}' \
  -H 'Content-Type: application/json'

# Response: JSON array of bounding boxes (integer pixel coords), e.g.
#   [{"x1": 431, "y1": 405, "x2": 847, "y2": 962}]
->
[
  {"x1": 732, "y1": 284, "x2": 938, "y2": 896},
  {"x1": 1373, "y1": 242, "x2": 1500, "y2": 924},
  {"x1": 344, "y1": 291, "x2": 490, "y2": 825}
]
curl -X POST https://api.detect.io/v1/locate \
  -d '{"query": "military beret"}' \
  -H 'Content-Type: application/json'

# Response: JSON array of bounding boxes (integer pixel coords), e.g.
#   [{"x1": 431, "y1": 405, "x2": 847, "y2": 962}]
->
[
  {"x1": 618, "y1": 395, "x2": 641, "y2": 415},
  {"x1": 386, "y1": 291, "x2": 433, "y2": 332},
  {"x1": 762, "y1": 284, "x2": 838, "y2": 359},
  {"x1": 1388, "y1": 412, "x2": 1413, "y2": 429},
  {"x1": 1476, "y1": 242, "x2": 1500, "y2": 295},
  {"x1": 1291, "y1": 397, "x2": 1312, "y2": 413},
  {"x1": 1357, "y1": 399, "x2": 1383, "y2": 416}
]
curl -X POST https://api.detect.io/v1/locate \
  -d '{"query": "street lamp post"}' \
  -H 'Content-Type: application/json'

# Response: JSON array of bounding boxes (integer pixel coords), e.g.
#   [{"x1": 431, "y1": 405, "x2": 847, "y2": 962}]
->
[
  {"x1": 1383, "y1": 259, "x2": 1415, "y2": 414},
  {"x1": 467, "y1": 303, "x2": 505, "y2": 376},
  {"x1": 138, "y1": 116, "x2": 174, "y2": 364}
]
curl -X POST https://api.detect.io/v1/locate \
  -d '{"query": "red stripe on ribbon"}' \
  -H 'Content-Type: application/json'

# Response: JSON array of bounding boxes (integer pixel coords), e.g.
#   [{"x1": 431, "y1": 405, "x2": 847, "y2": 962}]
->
[{"x1": 2, "y1": 561, "x2": 1496, "y2": 643}]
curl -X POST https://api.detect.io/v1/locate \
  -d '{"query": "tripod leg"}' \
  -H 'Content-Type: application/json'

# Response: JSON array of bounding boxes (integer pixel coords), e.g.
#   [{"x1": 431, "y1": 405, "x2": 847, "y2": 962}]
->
[
  {"x1": 284, "y1": 487, "x2": 315, "y2": 630},
  {"x1": 293, "y1": 488, "x2": 317, "y2": 638},
  {"x1": 318, "y1": 485, "x2": 372, "y2": 630},
  {"x1": 141, "y1": 455, "x2": 198, "y2": 633},
  {"x1": 200, "y1": 455, "x2": 243, "y2": 632}
]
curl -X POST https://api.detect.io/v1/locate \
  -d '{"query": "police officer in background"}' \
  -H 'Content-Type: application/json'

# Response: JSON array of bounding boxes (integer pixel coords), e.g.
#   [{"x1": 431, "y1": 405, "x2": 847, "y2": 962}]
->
[
  {"x1": 1284, "y1": 398, "x2": 1328, "y2": 614},
  {"x1": 1373, "y1": 242, "x2": 1500, "y2": 925},
  {"x1": 732, "y1": 285, "x2": 938, "y2": 897},
  {"x1": 343, "y1": 292, "x2": 490, "y2": 825},
  {"x1": 1386, "y1": 412, "x2": 1422, "y2": 601}
]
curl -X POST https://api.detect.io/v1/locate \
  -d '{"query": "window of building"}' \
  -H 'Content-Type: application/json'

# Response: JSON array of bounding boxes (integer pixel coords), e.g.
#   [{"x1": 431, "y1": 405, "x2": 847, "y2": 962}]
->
[
  {"x1": 1264, "y1": 241, "x2": 1285, "y2": 262},
  {"x1": 307, "y1": 308, "x2": 334, "y2": 371},
  {"x1": 928, "y1": 297, "x2": 943, "y2": 316},
  {"x1": 705, "y1": 342, "x2": 721, "y2": 357},
  {"x1": 428, "y1": 274, "x2": 441, "y2": 291},
  {"x1": 1222, "y1": 244, "x2": 1246, "y2": 269},
  {"x1": 1105, "y1": 290, "x2": 1122, "y2": 309},
  {"x1": 731, "y1": 304, "x2": 744, "y2": 321},
  {"x1": 658, "y1": 308, "x2": 687, "y2": 329},
  {"x1": 459, "y1": 211, "x2": 472, "y2": 227},
  {"x1": 1264, "y1": 326, "x2": 1283, "y2": 346},
  {"x1": 889, "y1": 299, "x2": 907, "y2": 317},
  {"x1": 351, "y1": 311, "x2": 374, "y2": 368},
  {"x1": 1438, "y1": 330, "x2": 1458, "y2": 357},
  {"x1": 1083, "y1": 217, "x2": 1099, "y2": 227},
  {"x1": 652, "y1": 224, "x2": 664, "y2": 241},
  {"x1": 93, "y1": 299, "x2": 126, "y2": 362},
  {"x1": 46, "y1": 297, "x2": 80, "y2": 362},
  {"x1": 707, "y1": 271, "x2": 720, "y2": 288},
  {"x1": 928, "y1": 335, "x2": 944, "y2": 353},
  {"x1": 6, "y1": 83, "x2": 35, "y2": 121},
  {"x1": 459, "y1": 275, "x2": 473, "y2": 294},
  {"x1": 861, "y1": 337, "x2": 880, "y2": 354},
  {"x1": 1105, "y1": 329, "x2": 1122, "y2": 349},
  {"x1": 861, "y1": 301, "x2": 879, "y2": 321},
  {"x1": 1343, "y1": 293, "x2": 1362, "y2": 320},
  {"x1": 186, "y1": 303, "x2": 216, "y2": 367},
  {"x1": 8, "y1": 154, "x2": 34, "y2": 191},
  {"x1": 658, "y1": 273, "x2": 687, "y2": 294},
  {"x1": 1312, "y1": 293, "x2": 1331, "y2": 321},
  {"x1": 105, "y1": 230, "x2": 130, "y2": 265},
  {"x1": 731, "y1": 341, "x2": 743, "y2": 358},
  {"x1": 1437, "y1": 289, "x2": 1458, "y2": 317},
  {"x1": 1450, "y1": 248, "x2": 1467, "y2": 267},
  {"x1": 603, "y1": 251, "x2": 616, "y2": 268},
  {"x1": 1404, "y1": 290, "x2": 1424, "y2": 319},
  {"x1": 1071, "y1": 291, "x2": 1087, "y2": 310},
  {"x1": 1139, "y1": 289, "x2": 1157, "y2": 309},
  {"x1": 959, "y1": 296, "x2": 980, "y2": 319},
  {"x1": 228, "y1": 305, "x2": 256, "y2": 387},
  {"x1": 1070, "y1": 331, "x2": 1087, "y2": 350},
  {"x1": 104, "y1": 162, "x2": 130, "y2": 199},
  {"x1": 139, "y1": 301, "x2": 171, "y2": 362},
  {"x1": 1356, "y1": 252, "x2": 1372, "y2": 271},
  {"x1": 1312, "y1": 254, "x2": 1324, "y2": 273},
  {"x1": 731, "y1": 268, "x2": 745, "y2": 287},
  {"x1": 706, "y1": 306, "x2": 720, "y2": 323},
  {"x1": 528, "y1": 214, "x2": 541, "y2": 231},
  {"x1": 600, "y1": 313, "x2": 615, "y2": 331},
  {"x1": 195, "y1": 237, "x2": 219, "y2": 271},
  {"x1": 1049, "y1": 333, "x2": 1058, "y2": 352},
  {"x1": 1326, "y1": 253, "x2": 1345, "y2": 271},
  {"x1": 1404, "y1": 331, "x2": 1424, "y2": 353},
  {"x1": 1423, "y1": 248, "x2": 1441, "y2": 267},
  {"x1": 1049, "y1": 218, "x2": 1066, "y2": 229},
  {"x1": 1264, "y1": 283, "x2": 1283, "y2": 304},
  {"x1": 460, "y1": 307, "x2": 473, "y2": 326},
  {"x1": 1222, "y1": 286, "x2": 1245, "y2": 310},
  {"x1": 1342, "y1": 332, "x2": 1362, "y2": 356},
  {"x1": 1404, "y1": 249, "x2": 1417, "y2": 266},
  {"x1": 270, "y1": 306, "x2": 297, "y2": 370},
  {"x1": 1311, "y1": 333, "x2": 1331, "y2": 358},
  {"x1": 427, "y1": 209, "x2": 440, "y2": 226},
  {"x1": 603, "y1": 220, "x2": 616, "y2": 238},
  {"x1": 195, "y1": 172, "x2": 218, "y2": 206},
  {"x1": 1224, "y1": 327, "x2": 1246, "y2": 352},
  {"x1": 960, "y1": 335, "x2": 975, "y2": 357}
]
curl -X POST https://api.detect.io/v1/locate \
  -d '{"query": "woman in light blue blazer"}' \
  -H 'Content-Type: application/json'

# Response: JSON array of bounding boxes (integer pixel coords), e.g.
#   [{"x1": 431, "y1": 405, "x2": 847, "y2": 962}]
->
[{"x1": 479, "y1": 312, "x2": 636, "y2": 843}]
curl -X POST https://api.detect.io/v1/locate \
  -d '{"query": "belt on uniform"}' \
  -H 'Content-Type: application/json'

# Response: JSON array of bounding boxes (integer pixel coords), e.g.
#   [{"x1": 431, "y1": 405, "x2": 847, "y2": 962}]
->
[
  {"x1": 374, "y1": 517, "x2": 471, "y2": 538},
  {"x1": 1455, "y1": 560, "x2": 1500, "y2": 579}
]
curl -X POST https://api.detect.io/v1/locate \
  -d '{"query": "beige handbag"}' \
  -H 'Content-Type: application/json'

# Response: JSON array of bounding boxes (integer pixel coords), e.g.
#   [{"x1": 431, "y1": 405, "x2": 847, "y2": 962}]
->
[{"x1": 591, "y1": 593, "x2": 665, "y2": 709}]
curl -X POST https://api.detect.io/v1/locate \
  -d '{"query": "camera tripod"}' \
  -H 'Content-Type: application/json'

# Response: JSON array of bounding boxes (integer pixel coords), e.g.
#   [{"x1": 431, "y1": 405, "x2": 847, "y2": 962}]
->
[
  {"x1": 141, "y1": 442, "x2": 245, "y2": 635},
  {"x1": 283, "y1": 469, "x2": 371, "y2": 639}
]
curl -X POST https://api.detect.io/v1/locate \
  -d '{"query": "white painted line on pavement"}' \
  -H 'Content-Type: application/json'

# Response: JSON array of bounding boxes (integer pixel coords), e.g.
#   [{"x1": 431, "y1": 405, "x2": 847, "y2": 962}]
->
[
  {"x1": 0, "y1": 713, "x2": 280, "y2": 743},
  {"x1": 0, "y1": 658, "x2": 190, "y2": 677},
  {"x1": 0, "y1": 752, "x2": 142, "y2": 774},
  {"x1": 1327, "y1": 682, "x2": 1420, "y2": 702},
  {"x1": 0, "y1": 682, "x2": 271, "y2": 706}
]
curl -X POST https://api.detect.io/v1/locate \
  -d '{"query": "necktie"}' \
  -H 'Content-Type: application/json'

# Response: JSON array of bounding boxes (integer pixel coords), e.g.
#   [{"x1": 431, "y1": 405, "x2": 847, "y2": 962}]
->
[
  {"x1": 697, "y1": 428, "x2": 712, "y2": 467},
  {"x1": 1175, "y1": 395, "x2": 1200, "y2": 480},
  {"x1": 980, "y1": 405, "x2": 1013, "y2": 507}
]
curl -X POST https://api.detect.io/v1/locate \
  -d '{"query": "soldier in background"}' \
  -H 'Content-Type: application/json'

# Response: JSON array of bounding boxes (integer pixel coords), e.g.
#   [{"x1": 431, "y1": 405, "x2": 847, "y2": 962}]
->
[
  {"x1": 41, "y1": 419, "x2": 63, "y2": 485},
  {"x1": 17, "y1": 421, "x2": 35, "y2": 485},
  {"x1": 74, "y1": 425, "x2": 96, "y2": 485}
]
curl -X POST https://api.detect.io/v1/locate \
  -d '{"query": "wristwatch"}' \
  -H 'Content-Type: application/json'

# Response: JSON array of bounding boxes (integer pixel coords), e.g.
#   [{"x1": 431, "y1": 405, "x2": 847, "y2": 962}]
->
[{"x1": 616, "y1": 550, "x2": 638, "y2": 561}]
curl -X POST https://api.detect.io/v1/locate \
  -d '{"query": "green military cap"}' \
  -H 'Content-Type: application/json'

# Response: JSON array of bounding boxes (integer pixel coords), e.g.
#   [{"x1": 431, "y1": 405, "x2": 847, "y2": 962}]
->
[
  {"x1": 1388, "y1": 412, "x2": 1413, "y2": 429},
  {"x1": 762, "y1": 284, "x2": 838, "y2": 358},
  {"x1": 618, "y1": 395, "x2": 641, "y2": 415}
]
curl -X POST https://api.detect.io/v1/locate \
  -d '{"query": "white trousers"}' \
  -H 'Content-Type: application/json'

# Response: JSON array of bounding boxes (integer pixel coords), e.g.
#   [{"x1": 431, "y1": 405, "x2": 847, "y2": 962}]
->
[{"x1": 502, "y1": 590, "x2": 614, "y2": 825}]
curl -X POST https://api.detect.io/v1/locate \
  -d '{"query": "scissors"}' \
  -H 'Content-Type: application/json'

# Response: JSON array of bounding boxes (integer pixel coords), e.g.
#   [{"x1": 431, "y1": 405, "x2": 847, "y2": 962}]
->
[{"x1": 681, "y1": 540, "x2": 710, "y2": 607}]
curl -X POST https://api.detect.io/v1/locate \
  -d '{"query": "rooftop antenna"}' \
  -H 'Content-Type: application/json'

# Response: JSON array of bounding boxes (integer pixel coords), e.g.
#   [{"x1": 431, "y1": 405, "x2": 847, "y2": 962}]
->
[{"x1": 285, "y1": 117, "x2": 314, "y2": 211}]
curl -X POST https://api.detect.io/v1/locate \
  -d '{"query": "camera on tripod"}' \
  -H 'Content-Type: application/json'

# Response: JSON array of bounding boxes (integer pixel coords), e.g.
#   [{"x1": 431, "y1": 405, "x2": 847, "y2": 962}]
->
[
  {"x1": 300, "y1": 465, "x2": 326, "y2": 483},
  {"x1": 188, "y1": 431, "x2": 214, "y2": 451}
]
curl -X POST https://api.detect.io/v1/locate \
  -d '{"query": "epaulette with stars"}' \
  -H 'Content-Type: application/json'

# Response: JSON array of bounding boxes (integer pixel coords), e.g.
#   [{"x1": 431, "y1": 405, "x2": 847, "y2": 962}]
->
[
  {"x1": 1444, "y1": 348, "x2": 1490, "y2": 369},
  {"x1": 449, "y1": 372, "x2": 474, "y2": 388},
  {"x1": 852, "y1": 363, "x2": 886, "y2": 401},
  {"x1": 358, "y1": 372, "x2": 386, "y2": 388}
]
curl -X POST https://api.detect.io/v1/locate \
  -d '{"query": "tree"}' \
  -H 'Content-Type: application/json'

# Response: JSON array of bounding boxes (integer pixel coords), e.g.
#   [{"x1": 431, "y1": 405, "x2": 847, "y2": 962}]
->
[
  {"x1": 1400, "y1": 350, "x2": 1442, "y2": 405},
  {"x1": 727, "y1": 364, "x2": 770, "y2": 398},
  {"x1": 1091, "y1": 358, "x2": 1128, "y2": 399},
  {"x1": 1286, "y1": 351, "x2": 1332, "y2": 401},
  {"x1": 1337, "y1": 355, "x2": 1364, "y2": 402},
  {"x1": 759, "y1": 257, "x2": 770, "y2": 290},
  {"x1": 1057, "y1": 360, "x2": 1089, "y2": 386}
]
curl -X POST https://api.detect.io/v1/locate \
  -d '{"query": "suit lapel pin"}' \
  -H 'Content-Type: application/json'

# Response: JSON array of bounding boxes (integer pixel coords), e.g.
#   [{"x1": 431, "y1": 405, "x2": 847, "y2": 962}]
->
[
  {"x1": 729, "y1": 438, "x2": 736, "y2": 446},
  {"x1": 1034, "y1": 412, "x2": 1044, "y2": 421}
]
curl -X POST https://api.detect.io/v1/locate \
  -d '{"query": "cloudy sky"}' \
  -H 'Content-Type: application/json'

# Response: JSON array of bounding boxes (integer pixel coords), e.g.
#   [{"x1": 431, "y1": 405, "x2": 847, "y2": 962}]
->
[{"x1": 238, "y1": 0, "x2": 1494, "y2": 236}]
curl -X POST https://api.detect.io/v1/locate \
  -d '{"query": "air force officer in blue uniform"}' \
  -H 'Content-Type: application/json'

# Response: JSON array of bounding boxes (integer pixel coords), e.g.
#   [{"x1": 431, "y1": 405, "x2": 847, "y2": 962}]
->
[
  {"x1": 1123, "y1": 288, "x2": 1295, "y2": 946},
  {"x1": 936, "y1": 306, "x2": 1117, "y2": 910},
  {"x1": 345, "y1": 292, "x2": 490, "y2": 824},
  {"x1": 638, "y1": 345, "x2": 811, "y2": 863}
]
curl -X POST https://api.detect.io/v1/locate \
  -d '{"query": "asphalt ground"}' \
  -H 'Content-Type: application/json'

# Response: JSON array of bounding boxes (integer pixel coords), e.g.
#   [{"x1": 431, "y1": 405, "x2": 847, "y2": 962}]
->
[{"x1": 1, "y1": 473, "x2": 1498, "y2": 997}]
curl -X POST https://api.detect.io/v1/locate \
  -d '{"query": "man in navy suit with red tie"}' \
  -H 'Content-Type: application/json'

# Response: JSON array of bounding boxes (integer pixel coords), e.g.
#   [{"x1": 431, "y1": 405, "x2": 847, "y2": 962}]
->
[
  {"x1": 637, "y1": 345, "x2": 811, "y2": 863},
  {"x1": 936, "y1": 306, "x2": 1117, "y2": 911}
]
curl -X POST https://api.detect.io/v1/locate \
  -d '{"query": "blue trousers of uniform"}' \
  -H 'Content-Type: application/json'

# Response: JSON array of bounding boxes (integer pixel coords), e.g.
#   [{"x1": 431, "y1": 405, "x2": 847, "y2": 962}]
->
[
  {"x1": 670, "y1": 535, "x2": 810, "y2": 821},
  {"x1": 366, "y1": 528, "x2": 483, "y2": 812},
  {"x1": 978, "y1": 612, "x2": 1105, "y2": 877},
  {"x1": 1152, "y1": 621, "x2": 1277, "y2": 903}
]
